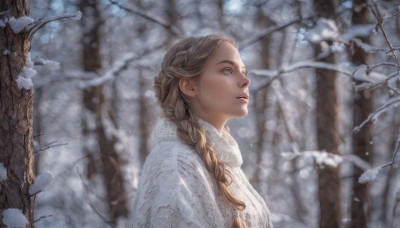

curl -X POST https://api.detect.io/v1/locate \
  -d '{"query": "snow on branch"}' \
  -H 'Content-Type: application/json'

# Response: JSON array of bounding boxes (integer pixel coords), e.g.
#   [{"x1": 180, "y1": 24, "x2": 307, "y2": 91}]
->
[
  {"x1": 16, "y1": 52, "x2": 36, "y2": 90},
  {"x1": 342, "y1": 24, "x2": 375, "y2": 41},
  {"x1": 2, "y1": 208, "x2": 28, "y2": 228},
  {"x1": 8, "y1": 16, "x2": 34, "y2": 33},
  {"x1": 251, "y1": 59, "x2": 399, "y2": 93},
  {"x1": 80, "y1": 53, "x2": 137, "y2": 88},
  {"x1": 81, "y1": 43, "x2": 163, "y2": 88},
  {"x1": 250, "y1": 61, "x2": 352, "y2": 91},
  {"x1": 0, "y1": 163, "x2": 7, "y2": 181},
  {"x1": 355, "y1": 70, "x2": 399, "y2": 92},
  {"x1": 358, "y1": 166, "x2": 381, "y2": 184},
  {"x1": 358, "y1": 131, "x2": 399, "y2": 184},
  {"x1": 352, "y1": 38, "x2": 400, "y2": 54},
  {"x1": 4, "y1": 11, "x2": 81, "y2": 40},
  {"x1": 33, "y1": 57, "x2": 60, "y2": 70},
  {"x1": 282, "y1": 150, "x2": 375, "y2": 171},
  {"x1": 353, "y1": 97, "x2": 400, "y2": 134},
  {"x1": 304, "y1": 17, "x2": 347, "y2": 44},
  {"x1": 283, "y1": 61, "x2": 351, "y2": 76},
  {"x1": 282, "y1": 150, "x2": 343, "y2": 168},
  {"x1": 358, "y1": 125, "x2": 400, "y2": 184},
  {"x1": 341, "y1": 154, "x2": 371, "y2": 171},
  {"x1": 29, "y1": 171, "x2": 54, "y2": 195}
]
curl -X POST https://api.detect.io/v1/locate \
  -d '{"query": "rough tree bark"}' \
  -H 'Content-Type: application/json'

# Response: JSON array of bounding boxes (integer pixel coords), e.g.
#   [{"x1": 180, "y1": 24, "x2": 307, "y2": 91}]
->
[
  {"x1": 33, "y1": 86, "x2": 43, "y2": 176},
  {"x1": 313, "y1": 0, "x2": 342, "y2": 227},
  {"x1": 79, "y1": 0, "x2": 128, "y2": 225},
  {"x1": 0, "y1": 1, "x2": 36, "y2": 227},
  {"x1": 350, "y1": 1, "x2": 374, "y2": 227}
]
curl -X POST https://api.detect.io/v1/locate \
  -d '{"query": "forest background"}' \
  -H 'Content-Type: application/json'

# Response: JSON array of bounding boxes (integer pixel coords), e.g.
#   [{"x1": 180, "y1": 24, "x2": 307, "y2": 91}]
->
[{"x1": 1, "y1": 0, "x2": 400, "y2": 227}]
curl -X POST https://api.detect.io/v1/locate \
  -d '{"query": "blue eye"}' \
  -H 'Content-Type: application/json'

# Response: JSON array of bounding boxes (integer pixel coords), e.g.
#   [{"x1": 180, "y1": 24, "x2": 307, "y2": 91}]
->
[{"x1": 223, "y1": 68, "x2": 233, "y2": 74}]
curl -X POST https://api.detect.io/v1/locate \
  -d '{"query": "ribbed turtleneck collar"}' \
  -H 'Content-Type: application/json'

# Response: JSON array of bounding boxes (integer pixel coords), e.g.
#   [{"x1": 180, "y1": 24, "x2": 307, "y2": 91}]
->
[{"x1": 150, "y1": 118, "x2": 243, "y2": 168}]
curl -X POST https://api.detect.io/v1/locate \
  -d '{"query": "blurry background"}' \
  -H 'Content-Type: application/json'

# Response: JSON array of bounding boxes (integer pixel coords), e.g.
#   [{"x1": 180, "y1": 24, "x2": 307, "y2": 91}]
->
[{"x1": 27, "y1": 0, "x2": 400, "y2": 227}]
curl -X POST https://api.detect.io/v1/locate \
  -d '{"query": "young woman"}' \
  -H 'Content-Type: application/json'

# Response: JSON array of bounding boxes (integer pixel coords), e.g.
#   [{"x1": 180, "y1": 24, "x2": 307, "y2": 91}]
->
[{"x1": 131, "y1": 35, "x2": 272, "y2": 228}]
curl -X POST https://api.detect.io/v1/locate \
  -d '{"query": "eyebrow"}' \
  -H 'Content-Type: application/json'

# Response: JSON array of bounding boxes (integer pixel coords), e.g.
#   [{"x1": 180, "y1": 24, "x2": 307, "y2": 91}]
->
[{"x1": 216, "y1": 60, "x2": 246, "y2": 69}]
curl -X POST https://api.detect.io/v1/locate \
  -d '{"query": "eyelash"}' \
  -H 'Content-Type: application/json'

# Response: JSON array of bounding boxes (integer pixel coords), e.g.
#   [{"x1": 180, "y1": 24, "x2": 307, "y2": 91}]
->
[{"x1": 222, "y1": 68, "x2": 247, "y2": 77}]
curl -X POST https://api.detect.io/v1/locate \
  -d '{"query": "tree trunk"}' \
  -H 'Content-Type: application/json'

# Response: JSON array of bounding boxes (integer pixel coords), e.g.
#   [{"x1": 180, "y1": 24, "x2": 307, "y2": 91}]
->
[
  {"x1": 315, "y1": 47, "x2": 342, "y2": 228},
  {"x1": 0, "y1": 1, "x2": 36, "y2": 227},
  {"x1": 217, "y1": 0, "x2": 225, "y2": 29},
  {"x1": 33, "y1": 87, "x2": 43, "y2": 176},
  {"x1": 79, "y1": 0, "x2": 128, "y2": 225},
  {"x1": 164, "y1": 0, "x2": 182, "y2": 43},
  {"x1": 253, "y1": 7, "x2": 271, "y2": 189},
  {"x1": 138, "y1": 71, "x2": 150, "y2": 166},
  {"x1": 313, "y1": 0, "x2": 342, "y2": 227},
  {"x1": 350, "y1": 1, "x2": 373, "y2": 227}
]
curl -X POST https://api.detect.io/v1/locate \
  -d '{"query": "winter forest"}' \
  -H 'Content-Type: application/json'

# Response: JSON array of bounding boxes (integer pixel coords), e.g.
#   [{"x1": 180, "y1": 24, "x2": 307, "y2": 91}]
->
[{"x1": 1, "y1": 0, "x2": 400, "y2": 227}]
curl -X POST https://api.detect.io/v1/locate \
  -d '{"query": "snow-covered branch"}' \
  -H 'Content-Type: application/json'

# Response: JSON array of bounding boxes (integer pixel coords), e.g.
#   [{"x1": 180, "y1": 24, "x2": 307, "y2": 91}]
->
[
  {"x1": 352, "y1": 38, "x2": 400, "y2": 54},
  {"x1": 282, "y1": 150, "x2": 375, "y2": 172},
  {"x1": 80, "y1": 53, "x2": 136, "y2": 88},
  {"x1": 250, "y1": 58, "x2": 399, "y2": 94},
  {"x1": 282, "y1": 150, "x2": 344, "y2": 168},
  {"x1": 358, "y1": 129, "x2": 400, "y2": 184},
  {"x1": 81, "y1": 43, "x2": 162, "y2": 88},
  {"x1": 353, "y1": 97, "x2": 400, "y2": 134},
  {"x1": 29, "y1": 171, "x2": 54, "y2": 196},
  {"x1": 250, "y1": 61, "x2": 352, "y2": 91}
]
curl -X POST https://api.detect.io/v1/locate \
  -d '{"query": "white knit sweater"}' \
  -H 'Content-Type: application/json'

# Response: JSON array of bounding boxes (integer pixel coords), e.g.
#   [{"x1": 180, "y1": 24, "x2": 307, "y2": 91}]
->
[{"x1": 131, "y1": 118, "x2": 272, "y2": 228}]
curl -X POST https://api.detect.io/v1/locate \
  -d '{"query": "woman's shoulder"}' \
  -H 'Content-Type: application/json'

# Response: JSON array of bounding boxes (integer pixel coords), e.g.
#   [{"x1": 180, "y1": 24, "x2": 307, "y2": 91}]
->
[{"x1": 144, "y1": 140, "x2": 205, "y2": 175}]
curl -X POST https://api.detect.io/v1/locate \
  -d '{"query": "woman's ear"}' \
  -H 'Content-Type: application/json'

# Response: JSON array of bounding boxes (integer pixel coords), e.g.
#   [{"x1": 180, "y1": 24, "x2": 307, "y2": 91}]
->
[{"x1": 179, "y1": 78, "x2": 196, "y2": 98}]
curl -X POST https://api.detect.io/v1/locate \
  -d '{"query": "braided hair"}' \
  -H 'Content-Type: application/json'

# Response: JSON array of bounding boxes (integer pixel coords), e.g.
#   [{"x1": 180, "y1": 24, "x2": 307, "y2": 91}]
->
[{"x1": 154, "y1": 35, "x2": 246, "y2": 228}]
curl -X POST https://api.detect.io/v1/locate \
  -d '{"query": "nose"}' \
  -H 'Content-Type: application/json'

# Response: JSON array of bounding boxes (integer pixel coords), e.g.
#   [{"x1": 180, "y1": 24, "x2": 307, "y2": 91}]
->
[{"x1": 239, "y1": 75, "x2": 250, "y2": 88}]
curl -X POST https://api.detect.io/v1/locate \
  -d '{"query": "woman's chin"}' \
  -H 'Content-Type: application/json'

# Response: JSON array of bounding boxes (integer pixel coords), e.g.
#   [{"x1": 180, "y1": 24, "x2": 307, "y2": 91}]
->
[{"x1": 233, "y1": 108, "x2": 248, "y2": 117}]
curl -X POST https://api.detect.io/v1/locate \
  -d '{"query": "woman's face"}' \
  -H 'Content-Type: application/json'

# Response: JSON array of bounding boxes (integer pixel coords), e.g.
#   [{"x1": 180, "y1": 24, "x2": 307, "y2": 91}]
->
[{"x1": 190, "y1": 41, "x2": 250, "y2": 130}]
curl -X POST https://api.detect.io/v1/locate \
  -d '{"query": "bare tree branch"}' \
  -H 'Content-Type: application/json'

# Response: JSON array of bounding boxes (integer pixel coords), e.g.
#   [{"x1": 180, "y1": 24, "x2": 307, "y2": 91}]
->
[
  {"x1": 34, "y1": 141, "x2": 68, "y2": 155},
  {"x1": 239, "y1": 16, "x2": 312, "y2": 50},
  {"x1": 353, "y1": 98, "x2": 400, "y2": 134},
  {"x1": 107, "y1": 0, "x2": 180, "y2": 36},
  {"x1": 27, "y1": 11, "x2": 82, "y2": 41},
  {"x1": 34, "y1": 214, "x2": 53, "y2": 223},
  {"x1": 77, "y1": 168, "x2": 116, "y2": 228},
  {"x1": 381, "y1": 128, "x2": 400, "y2": 169},
  {"x1": 370, "y1": 7, "x2": 400, "y2": 71}
]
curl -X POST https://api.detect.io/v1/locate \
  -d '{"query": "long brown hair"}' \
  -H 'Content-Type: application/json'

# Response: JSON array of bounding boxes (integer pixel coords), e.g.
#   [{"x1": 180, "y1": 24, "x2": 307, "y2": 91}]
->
[{"x1": 154, "y1": 35, "x2": 246, "y2": 228}]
